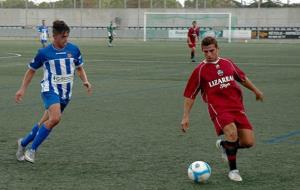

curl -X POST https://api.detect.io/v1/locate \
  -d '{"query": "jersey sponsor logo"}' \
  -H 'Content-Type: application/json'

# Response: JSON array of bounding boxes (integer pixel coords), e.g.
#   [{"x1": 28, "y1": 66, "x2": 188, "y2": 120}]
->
[
  {"x1": 67, "y1": 53, "x2": 72, "y2": 58},
  {"x1": 220, "y1": 83, "x2": 231, "y2": 89},
  {"x1": 208, "y1": 75, "x2": 234, "y2": 88},
  {"x1": 51, "y1": 74, "x2": 73, "y2": 84},
  {"x1": 56, "y1": 52, "x2": 66, "y2": 55},
  {"x1": 217, "y1": 69, "x2": 224, "y2": 76}
]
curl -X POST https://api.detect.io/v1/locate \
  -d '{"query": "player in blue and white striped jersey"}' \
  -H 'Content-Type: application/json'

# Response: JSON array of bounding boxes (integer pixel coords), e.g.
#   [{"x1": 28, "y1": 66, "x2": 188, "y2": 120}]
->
[
  {"x1": 15, "y1": 20, "x2": 92, "y2": 163},
  {"x1": 37, "y1": 20, "x2": 49, "y2": 47}
]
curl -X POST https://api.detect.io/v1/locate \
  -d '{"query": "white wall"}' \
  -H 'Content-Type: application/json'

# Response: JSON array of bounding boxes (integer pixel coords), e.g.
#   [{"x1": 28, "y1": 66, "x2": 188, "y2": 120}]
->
[{"x1": 0, "y1": 8, "x2": 299, "y2": 27}]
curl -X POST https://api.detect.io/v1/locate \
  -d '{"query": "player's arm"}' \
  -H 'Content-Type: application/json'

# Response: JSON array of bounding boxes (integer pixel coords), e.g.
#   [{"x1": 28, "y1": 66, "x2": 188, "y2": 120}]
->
[
  {"x1": 187, "y1": 36, "x2": 192, "y2": 45},
  {"x1": 197, "y1": 27, "x2": 200, "y2": 41},
  {"x1": 181, "y1": 98, "x2": 195, "y2": 133},
  {"x1": 181, "y1": 66, "x2": 202, "y2": 133},
  {"x1": 240, "y1": 77, "x2": 264, "y2": 102},
  {"x1": 15, "y1": 69, "x2": 36, "y2": 103},
  {"x1": 76, "y1": 66, "x2": 92, "y2": 95},
  {"x1": 187, "y1": 30, "x2": 192, "y2": 44}
]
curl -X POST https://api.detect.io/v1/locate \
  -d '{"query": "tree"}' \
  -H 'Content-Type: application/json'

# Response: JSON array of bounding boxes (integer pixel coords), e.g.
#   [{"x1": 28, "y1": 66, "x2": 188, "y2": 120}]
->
[
  {"x1": 54, "y1": 0, "x2": 75, "y2": 8},
  {"x1": 100, "y1": 0, "x2": 124, "y2": 8},
  {"x1": 248, "y1": 0, "x2": 283, "y2": 8},
  {"x1": 3, "y1": 0, "x2": 26, "y2": 8},
  {"x1": 184, "y1": 0, "x2": 237, "y2": 8},
  {"x1": 127, "y1": 0, "x2": 181, "y2": 8}
]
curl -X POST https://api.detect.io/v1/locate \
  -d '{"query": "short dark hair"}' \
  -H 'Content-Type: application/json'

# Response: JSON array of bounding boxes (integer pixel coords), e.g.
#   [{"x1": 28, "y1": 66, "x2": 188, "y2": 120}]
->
[
  {"x1": 201, "y1": 36, "x2": 218, "y2": 48},
  {"x1": 52, "y1": 20, "x2": 70, "y2": 35},
  {"x1": 192, "y1": 20, "x2": 197, "y2": 25}
]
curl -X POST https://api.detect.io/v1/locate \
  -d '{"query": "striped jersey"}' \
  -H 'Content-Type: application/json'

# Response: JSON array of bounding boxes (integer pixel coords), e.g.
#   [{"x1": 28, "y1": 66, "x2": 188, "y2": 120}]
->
[
  {"x1": 28, "y1": 43, "x2": 84, "y2": 100},
  {"x1": 38, "y1": 25, "x2": 49, "y2": 41}
]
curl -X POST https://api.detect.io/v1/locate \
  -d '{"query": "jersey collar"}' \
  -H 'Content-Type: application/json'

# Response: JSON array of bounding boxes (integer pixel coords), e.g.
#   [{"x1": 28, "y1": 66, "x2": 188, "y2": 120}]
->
[
  {"x1": 203, "y1": 57, "x2": 220, "y2": 64},
  {"x1": 52, "y1": 43, "x2": 68, "y2": 51}
]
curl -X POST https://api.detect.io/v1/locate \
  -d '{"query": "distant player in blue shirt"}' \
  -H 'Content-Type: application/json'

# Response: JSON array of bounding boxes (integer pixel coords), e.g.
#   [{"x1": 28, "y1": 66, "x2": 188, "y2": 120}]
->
[
  {"x1": 37, "y1": 20, "x2": 49, "y2": 47},
  {"x1": 15, "y1": 20, "x2": 92, "y2": 163}
]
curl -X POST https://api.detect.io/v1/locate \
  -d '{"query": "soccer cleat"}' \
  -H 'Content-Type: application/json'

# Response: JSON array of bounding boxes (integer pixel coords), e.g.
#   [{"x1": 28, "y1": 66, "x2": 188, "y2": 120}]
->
[
  {"x1": 228, "y1": 169, "x2": 243, "y2": 182},
  {"x1": 16, "y1": 138, "x2": 25, "y2": 161},
  {"x1": 191, "y1": 59, "x2": 196, "y2": 62},
  {"x1": 216, "y1": 139, "x2": 228, "y2": 162},
  {"x1": 24, "y1": 149, "x2": 36, "y2": 163}
]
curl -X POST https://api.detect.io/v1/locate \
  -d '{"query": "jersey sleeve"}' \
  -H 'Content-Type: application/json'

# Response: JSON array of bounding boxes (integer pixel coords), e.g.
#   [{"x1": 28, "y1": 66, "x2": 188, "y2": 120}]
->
[
  {"x1": 74, "y1": 47, "x2": 84, "y2": 68},
  {"x1": 183, "y1": 66, "x2": 202, "y2": 100},
  {"x1": 231, "y1": 62, "x2": 246, "y2": 82},
  {"x1": 28, "y1": 49, "x2": 44, "y2": 70}
]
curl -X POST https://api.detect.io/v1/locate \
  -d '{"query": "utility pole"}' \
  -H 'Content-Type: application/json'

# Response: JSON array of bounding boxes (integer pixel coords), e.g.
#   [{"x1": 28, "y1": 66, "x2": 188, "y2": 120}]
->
[
  {"x1": 257, "y1": 0, "x2": 261, "y2": 40},
  {"x1": 25, "y1": 0, "x2": 28, "y2": 26}
]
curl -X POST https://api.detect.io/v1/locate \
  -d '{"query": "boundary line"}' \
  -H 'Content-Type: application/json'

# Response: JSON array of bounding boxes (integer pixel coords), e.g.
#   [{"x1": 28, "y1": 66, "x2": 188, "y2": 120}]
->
[
  {"x1": 264, "y1": 130, "x2": 300, "y2": 144},
  {"x1": 0, "y1": 53, "x2": 22, "y2": 59}
]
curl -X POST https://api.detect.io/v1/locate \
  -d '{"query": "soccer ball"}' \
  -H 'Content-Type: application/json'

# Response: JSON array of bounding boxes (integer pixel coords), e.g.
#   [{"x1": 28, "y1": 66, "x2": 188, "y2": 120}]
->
[{"x1": 188, "y1": 161, "x2": 211, "y2": 183}]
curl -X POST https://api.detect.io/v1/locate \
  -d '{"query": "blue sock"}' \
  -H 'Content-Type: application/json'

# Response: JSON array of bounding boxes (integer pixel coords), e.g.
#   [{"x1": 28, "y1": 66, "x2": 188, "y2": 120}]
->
[
  {"x1": 21, "y1": 124, "x2": 39, "y2": 147},
  {"x1": 31, "y1": 124, "x2": 52, "y2": 151}
]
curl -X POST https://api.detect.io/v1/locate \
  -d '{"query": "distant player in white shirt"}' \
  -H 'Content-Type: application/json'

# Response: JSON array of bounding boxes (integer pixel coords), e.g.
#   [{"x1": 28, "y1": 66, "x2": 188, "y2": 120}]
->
[
  {"x1": 107, "y1": 21, "x2": 116, "y2": 47},
  {"x1": 37, "y1": 20, "x2": 49, "y2": 47},
  {"x1": 15, "y1": 20, "x2": 92, "y2": 163}
]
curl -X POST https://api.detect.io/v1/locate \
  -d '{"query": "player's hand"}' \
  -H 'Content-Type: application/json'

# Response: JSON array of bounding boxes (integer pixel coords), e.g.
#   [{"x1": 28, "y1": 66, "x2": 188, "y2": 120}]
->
[
  {"x1": 181, "y1": 117, "x2": 189, "y2": 133},
  {"x1": 15, "y1": 88, "x2": 25, "y2": 104},
  {"x1": 255, "y1": 90, "x2": 264, "y2": 102},
  {"x1": 83, "y1": 81, "x2": 92, "y2": 96}
]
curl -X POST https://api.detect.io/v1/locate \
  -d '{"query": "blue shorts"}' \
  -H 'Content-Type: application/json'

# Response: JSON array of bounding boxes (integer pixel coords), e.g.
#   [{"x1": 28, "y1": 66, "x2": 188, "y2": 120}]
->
[{"x1": 41, "y1": 91, "x2": 70, "y2": 112}]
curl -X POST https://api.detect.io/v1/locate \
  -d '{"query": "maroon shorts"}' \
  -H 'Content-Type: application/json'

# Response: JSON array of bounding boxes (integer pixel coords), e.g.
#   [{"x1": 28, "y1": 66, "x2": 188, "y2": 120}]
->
[
  {"x1": 188, "y1": 43, "x2": 196, "y2": 48},
  {"x1": 212, "y1": 111, "x2": 253, "y2": 136}
]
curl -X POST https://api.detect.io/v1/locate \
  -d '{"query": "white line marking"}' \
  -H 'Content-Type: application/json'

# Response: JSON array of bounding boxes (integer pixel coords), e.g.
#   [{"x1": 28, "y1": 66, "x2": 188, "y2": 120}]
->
[
  {"x1": 0, "y1": 53, "x2": 22, "y2": 59},
  {"x1": 87, "y1": 59, "x2": 300, "y2": 66}
]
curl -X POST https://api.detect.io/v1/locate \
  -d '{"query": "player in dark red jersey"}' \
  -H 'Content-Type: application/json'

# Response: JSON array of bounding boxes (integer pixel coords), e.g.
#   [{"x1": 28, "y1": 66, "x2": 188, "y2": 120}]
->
[
  {"x1": 181, "y1": 36, "x2": 264, "y2": 182},
  {"x1": 187, "y1": 21, "x2": 200, "y2": 62}
]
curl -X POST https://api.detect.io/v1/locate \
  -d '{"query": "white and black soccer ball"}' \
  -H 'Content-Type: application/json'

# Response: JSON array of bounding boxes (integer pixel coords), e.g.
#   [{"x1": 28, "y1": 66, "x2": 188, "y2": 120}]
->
[{"x1": 188, "y1": 161, "x2": 211, "y2": 183}]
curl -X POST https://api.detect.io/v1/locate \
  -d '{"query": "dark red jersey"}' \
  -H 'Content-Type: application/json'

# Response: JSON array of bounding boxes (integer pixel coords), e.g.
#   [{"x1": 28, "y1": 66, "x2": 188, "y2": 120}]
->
[
  {"x1": 184, "y1": 58, "x2": 247, "y2": 118},
  {"x1": 187, "y1": 27, "x2": 200, "y2": 43}
]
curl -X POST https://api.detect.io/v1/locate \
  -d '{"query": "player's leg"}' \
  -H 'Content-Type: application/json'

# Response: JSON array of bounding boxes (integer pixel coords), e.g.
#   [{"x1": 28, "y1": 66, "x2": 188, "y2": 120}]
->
[
  {"x1": 191, "y1": 46, "x2": 195, "y2": 62},
  {"x1": 108, "y1": 36, "x2": 113, "y2": 46},
  {"x1": 41, "y1": 40, "x2": 45, "y2": 48},
  {"x1": 238, "y1": 129, "x2": 255, "y2": 148},
  {"x1": 110, "y1": 36, "x2": 113, "y2": 44},
  {"x1": 222, "y1": 123, "x2": 239, "y2": 169},
  {"x1": 16, "y1": 111, "x2": 49, "y2": 161},
  {"x1": 24, "y1": 103, "x2": 61, "y2": 163},
  {"x1": 235, "y1": 112, "x2": 255, "y2": 148},
  {"x1": 222, "y1": 123, "x2": 242, "y2": 181},
  {"x1": 20, "y1": 111, "x2": 48, "y2": 146},
  {"x1": 24, "y1": 92, "x2": 63, "y2": 163},
  {"x1": 213, "y1": 113, "x2": 242, "y2": 181}
]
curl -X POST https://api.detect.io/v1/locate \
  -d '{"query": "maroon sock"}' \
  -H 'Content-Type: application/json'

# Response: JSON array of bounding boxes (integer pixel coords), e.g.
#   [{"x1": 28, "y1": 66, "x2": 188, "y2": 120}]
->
[{"x1": 221, "y1": 140, "x2": 239, "y2": 170}]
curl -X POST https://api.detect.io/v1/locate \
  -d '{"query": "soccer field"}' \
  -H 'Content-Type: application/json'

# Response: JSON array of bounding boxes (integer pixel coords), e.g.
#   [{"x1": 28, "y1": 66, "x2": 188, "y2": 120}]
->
[{"x1": 0, "y1": 39, "x2": 299, "y2": 190}]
